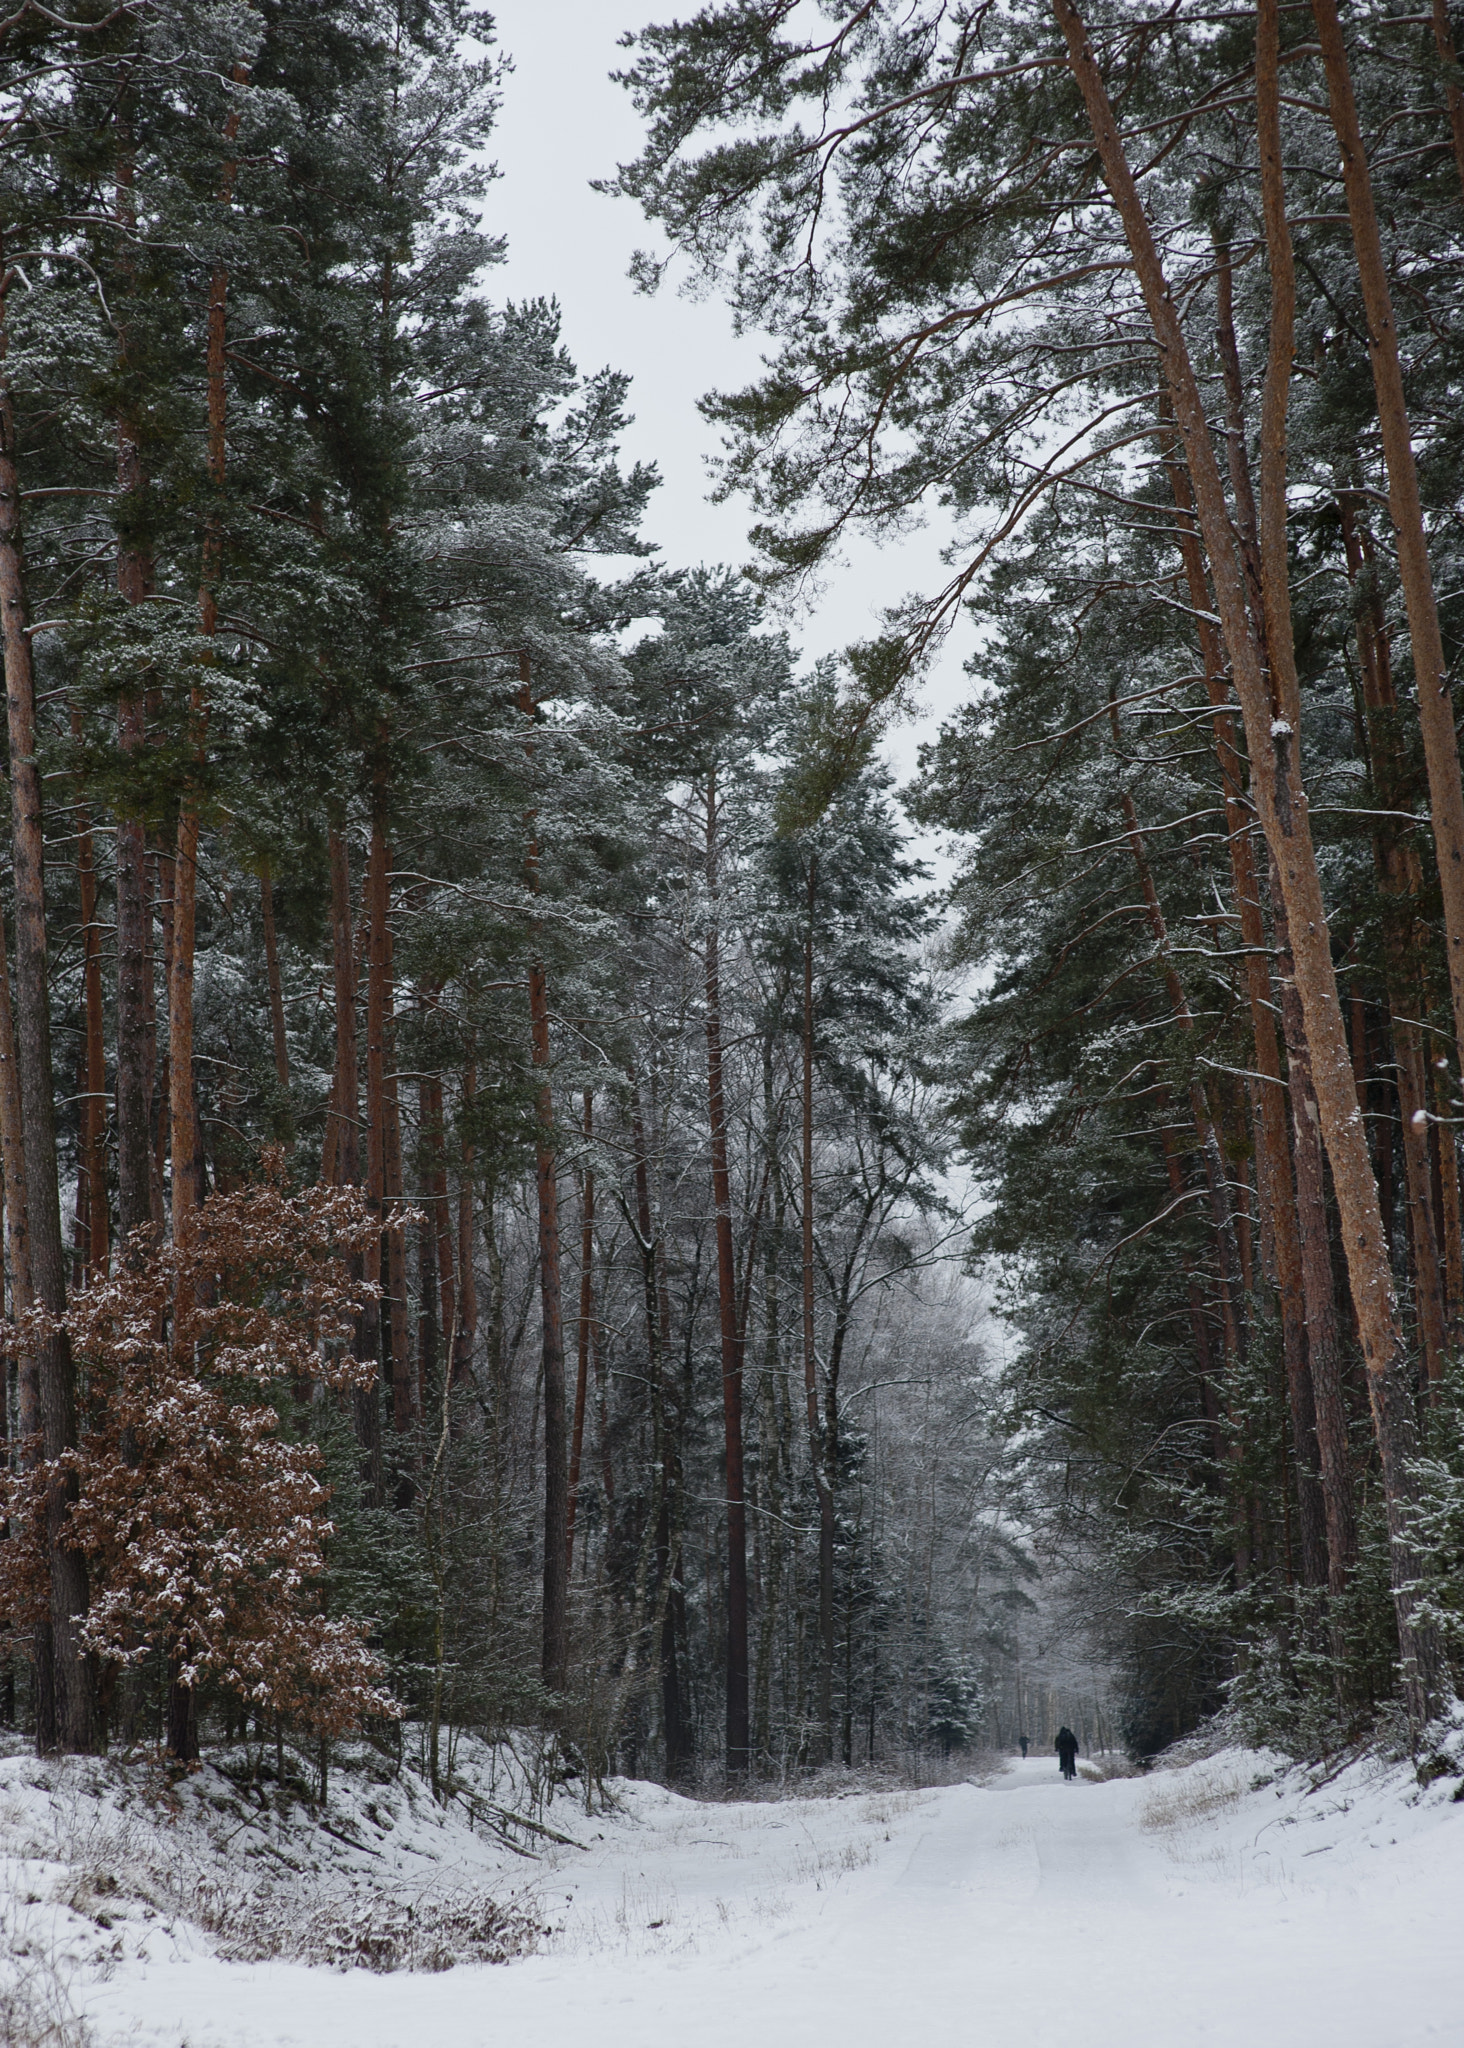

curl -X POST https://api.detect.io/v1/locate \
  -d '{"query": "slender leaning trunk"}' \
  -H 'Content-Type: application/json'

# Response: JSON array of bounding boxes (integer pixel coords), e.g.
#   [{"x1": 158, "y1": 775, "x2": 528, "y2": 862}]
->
[
  {"x1": 1254, "y1": 7, "x2": 1347, "y2": 1588},
  {"x1": 1156, "y1": 415, "x2": 1323, "y2": 1583}
]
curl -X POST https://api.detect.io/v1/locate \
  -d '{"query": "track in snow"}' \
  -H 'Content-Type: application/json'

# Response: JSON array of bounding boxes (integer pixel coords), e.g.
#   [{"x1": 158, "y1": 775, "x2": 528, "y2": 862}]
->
[{"x1": 87, "y1": 1752, "x2": 1464, "y2": 2048}]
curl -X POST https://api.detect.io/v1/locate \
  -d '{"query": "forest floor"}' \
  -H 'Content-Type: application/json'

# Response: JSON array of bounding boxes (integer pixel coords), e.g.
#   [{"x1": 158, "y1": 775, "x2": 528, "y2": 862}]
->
[{"x1": 3, "y1": 1736, "x2": 1461, "y2": 2046}]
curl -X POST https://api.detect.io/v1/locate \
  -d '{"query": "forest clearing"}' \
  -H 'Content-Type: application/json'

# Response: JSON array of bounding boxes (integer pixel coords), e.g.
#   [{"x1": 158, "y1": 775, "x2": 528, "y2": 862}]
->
[{"x1": 4, "y1": 0, "x2": 1464, "y2": 2036}]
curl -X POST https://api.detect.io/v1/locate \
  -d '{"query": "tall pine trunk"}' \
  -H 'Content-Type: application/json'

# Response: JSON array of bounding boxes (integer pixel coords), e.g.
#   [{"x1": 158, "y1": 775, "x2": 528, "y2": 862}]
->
[
  {"x1": 71, "y1": 728, "x2": 108, "y2": 1283},
  {"x1": 799, "y1": 852, "x2": 834, "y2": 1759},
  {"x1": 1338, "y1": 493, "x2": 1448, "y2": 1387},
  {"x1": 705, "y1": 774, "x2": 750, "y2": 1775},
  {"x1": 381, "y1": 906, "x2": 410, "y2": 1432},
  {"x1": 0, "y1": 292, "x2": 92, "y2": 1752},
  {"x1": 1274, "y1": 887, "x2": 1358, "y2": 1594},
  {"x1": 1431, "y1": 0, "x2": 1464, "y2": 194},
  {"x1": 170, "y1": 85, "x2": 245, "y2": 1289},
  {"x1": 566, "y1": 1089, "x2": 593, "y2": 1575},
  {"x1": 1156, "y1": 404, "x2": 1323, "y2": 1583},
  {"x1": 1311, "y1": 0, "x2": 1464, "y2": 1091},
  {"x1": 364, "y1": 784, "x2": 414, "y2": 1472},
  {"x1": 455, "y1": 1057, "x2": 477, "y2": 1383},
  {"x1": 329, "y1": 825, "x2": 381, "y2": 1502},
  {"x1": 1057, "y1": 0, "x2": 1436, "y2": 1719},
  {"x1": 519, "y1": 656, "x2": 568, "y2": 1701},
  {"x1": 631, "y1": 1085, "x2": 690, "y2": 1773},
  {"x1": 0, "y1": 893, "x2": 41, "y2": 1723},
  {"x1": 113, "y1": 121, "x2": 155, "y2": 1253}
]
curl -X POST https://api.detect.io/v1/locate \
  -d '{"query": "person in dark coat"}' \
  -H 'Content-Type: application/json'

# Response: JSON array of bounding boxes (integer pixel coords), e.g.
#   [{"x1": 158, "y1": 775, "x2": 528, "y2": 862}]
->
[
  {"x1": 1055, "y1": 1726, "x2": 1079, "y2": 1780},
  {"x1": 1018, "y1": 1734, "x2": 1029, "y2": 1759}
]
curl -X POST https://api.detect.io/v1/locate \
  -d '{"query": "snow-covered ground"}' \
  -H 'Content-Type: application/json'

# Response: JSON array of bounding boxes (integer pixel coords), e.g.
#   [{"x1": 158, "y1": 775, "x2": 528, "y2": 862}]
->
[{"x1": 4, "y1": 1740, "x2": 1461, "y2": 2047}]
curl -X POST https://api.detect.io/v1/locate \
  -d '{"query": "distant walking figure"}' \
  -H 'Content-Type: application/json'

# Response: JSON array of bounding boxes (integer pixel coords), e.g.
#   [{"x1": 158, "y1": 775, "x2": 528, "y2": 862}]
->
[
  {"x1": 1019, "y1": 1734, "x2": 1029, "y2": 1759},
  {"x1": 1056, "y1": 1726, "x2": 1079, "y2": 1780}
]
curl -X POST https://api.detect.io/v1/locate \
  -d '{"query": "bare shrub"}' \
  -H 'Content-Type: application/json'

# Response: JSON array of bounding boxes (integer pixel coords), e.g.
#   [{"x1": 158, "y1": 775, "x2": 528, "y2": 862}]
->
[
  {"x1": 0, "y1": 1938, "x2": 92, "y2": 2048},
  {"x1": 207, "y1": 1887, "x2": 548, "y2": 1971},
  {"x1": 1078, "y1": 1754, "x2": 1140, "y2": 1782},
  {"x1": 1139, "y1": 1769, "x2": 1245, "y2": 1834}
]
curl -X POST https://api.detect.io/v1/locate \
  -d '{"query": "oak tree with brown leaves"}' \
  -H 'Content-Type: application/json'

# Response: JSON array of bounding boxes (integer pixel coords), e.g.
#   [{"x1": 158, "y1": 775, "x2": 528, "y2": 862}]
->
[{"x1": 0, "y1": 1180, "x2": 396, "y2": 1761}]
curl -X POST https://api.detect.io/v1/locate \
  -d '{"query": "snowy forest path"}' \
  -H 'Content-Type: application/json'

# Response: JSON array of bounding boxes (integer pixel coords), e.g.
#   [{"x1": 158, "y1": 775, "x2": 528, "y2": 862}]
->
[{"x1": 83, "y1": 1754, "x2": 1462, "y2": 2048}]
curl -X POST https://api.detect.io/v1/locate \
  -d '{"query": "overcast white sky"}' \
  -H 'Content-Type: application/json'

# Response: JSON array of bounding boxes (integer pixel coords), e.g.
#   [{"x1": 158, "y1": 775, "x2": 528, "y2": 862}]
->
[{"x1": 483, "y1": 0, "x2": 973, "y2": 794}]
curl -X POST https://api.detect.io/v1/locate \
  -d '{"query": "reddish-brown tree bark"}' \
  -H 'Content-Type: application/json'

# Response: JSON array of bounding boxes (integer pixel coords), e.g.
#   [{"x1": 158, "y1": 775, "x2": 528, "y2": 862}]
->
[
  {"x1": 0, "y1": 286, "x2": 92, "y2": 1751},
  {"x1": 1431, "y1": 0, "x2": 1464, "y2": 196},
  {"x1": 1311, "y1": 0, "x2": 1464, "y2": 1091},
  {"x1": 1337, "y1": 494, "x2": 1448, "y2": 1386},
  {"x1": 1434, "y1": 1056, "x2": 1464, "y2": 1348},
  {"x1": 0, "y1": 908, "x2": 31, "y2": 1321},
  {"x1": 1155, "y1": 399, "x2": 1323, "y2": 1581},
  {"x1": 1273, "y1": 890, "x2": 1358, "y2": 1594},
  {"x1": 566, "y1": 1089, "x2": 594, "y2": 1576},
  {"x1": 113, "y1": 122, "x2": 156, "y2": 1253},
  {"x1": 1057, "y1": 0, "x2": 1435, "y2": 1716}
]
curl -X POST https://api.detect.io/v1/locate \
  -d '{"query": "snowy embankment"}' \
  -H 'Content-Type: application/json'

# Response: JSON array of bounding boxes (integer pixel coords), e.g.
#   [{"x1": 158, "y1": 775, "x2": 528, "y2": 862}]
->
[{"x1": 1, "y1": 1735, "x2": 1461, "y2": 2048}]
